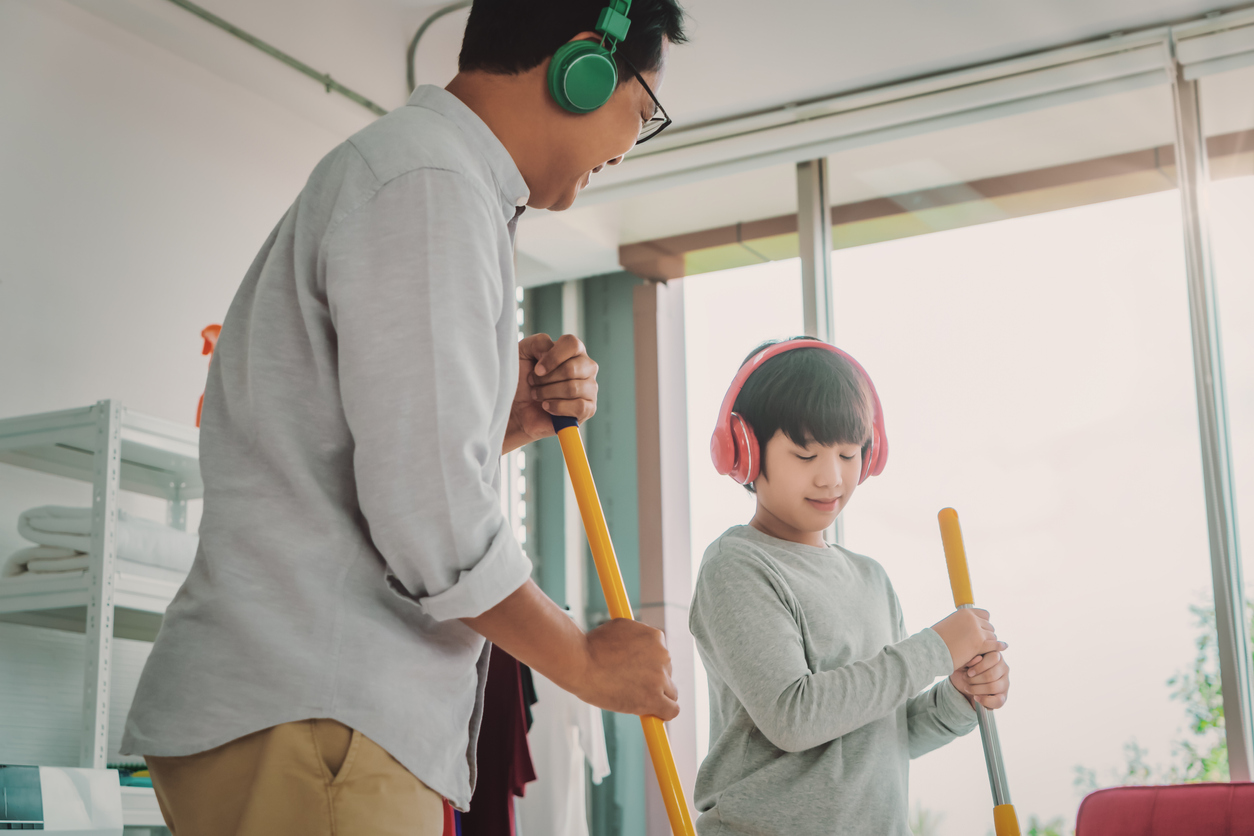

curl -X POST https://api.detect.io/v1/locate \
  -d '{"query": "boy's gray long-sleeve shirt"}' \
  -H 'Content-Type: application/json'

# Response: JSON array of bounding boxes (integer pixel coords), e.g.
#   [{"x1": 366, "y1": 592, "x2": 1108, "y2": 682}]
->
[
  {"x1": 121, "y1": 86, "x2": 532, "y2": 810},
  {"x1": 690, "y1": 525, "x2": 977, "y2": 835}
]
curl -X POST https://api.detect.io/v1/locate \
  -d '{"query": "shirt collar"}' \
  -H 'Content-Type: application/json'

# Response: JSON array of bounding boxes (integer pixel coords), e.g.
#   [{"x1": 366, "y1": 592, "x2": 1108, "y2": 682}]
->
[{"x1": 406, "y1": 85, "x2": 530, "y2": 212}]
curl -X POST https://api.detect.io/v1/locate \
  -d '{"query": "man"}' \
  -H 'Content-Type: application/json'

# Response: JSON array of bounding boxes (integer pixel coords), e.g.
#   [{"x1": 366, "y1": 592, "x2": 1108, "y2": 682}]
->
[{"x1": 123, "y1": 2, "x2": 688, "y2": 833}]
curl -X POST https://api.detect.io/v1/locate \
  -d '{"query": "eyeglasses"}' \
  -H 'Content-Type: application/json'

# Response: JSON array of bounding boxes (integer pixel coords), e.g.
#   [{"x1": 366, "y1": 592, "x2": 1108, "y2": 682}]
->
[{"x1": 624, "y1": 58, "x2": 671, "y2": 145}]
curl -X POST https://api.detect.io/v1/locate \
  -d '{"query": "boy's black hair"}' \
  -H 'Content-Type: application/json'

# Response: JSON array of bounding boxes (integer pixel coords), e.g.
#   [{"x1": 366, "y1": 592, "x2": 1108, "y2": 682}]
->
[
  {"x1": 733, "y1": 337, "x2": 874, "y2": 492},
  {"x1": 458, "y1": 0, "x2": 687, "y2": 79}
]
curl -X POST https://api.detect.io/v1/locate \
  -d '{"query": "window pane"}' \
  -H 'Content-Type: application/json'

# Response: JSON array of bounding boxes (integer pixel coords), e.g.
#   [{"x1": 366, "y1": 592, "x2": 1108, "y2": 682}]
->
[
  {"x1": 820, "y1": 75, "x2": 1219, "y2": 836},
  {"x1": 831, "y1": 188, "x2": 1211, "y2": 834}
]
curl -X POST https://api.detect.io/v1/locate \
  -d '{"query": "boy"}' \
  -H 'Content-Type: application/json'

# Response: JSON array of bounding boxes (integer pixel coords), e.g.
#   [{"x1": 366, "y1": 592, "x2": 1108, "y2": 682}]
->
[{"x1": 691, "y1": 338, "x2": 1011, "y2": 835}]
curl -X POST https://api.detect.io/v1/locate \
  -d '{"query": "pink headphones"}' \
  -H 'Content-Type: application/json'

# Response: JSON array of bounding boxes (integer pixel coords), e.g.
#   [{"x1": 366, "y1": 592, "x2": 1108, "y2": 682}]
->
[{"x1": 710, "y1": 340, "x2": 889, "y2": 486}]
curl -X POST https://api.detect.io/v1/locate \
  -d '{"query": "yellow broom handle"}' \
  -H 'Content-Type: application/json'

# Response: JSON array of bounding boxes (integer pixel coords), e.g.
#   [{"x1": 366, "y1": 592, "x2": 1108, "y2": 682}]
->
[
  {"x1": 937, "y1": 508, "x2": 1020, "y2": 836},
  {"x1": 938, "y1": 507, "x2": 975, "y2": 608},
  {"x1": 552, "y1": 417, "x2": 696, "y2": 836}
]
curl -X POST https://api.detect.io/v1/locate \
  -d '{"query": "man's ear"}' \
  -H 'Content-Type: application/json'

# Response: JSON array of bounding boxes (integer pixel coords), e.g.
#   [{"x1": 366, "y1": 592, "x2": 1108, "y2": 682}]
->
[{"x1": 565, "y1": 31, "x2": 603, "y2": 45}]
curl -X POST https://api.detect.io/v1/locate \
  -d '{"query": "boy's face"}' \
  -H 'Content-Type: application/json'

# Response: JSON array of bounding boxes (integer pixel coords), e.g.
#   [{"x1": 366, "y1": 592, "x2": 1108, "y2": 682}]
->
[{"x1": 752, "y1": 430, "x2": 863, "y2": 546}]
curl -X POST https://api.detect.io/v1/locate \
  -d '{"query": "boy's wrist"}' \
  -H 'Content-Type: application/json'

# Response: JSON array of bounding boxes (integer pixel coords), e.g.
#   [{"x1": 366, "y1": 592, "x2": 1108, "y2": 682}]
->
[{"x1": 922, "y1": 626, "x2": 957, "y2": 677}]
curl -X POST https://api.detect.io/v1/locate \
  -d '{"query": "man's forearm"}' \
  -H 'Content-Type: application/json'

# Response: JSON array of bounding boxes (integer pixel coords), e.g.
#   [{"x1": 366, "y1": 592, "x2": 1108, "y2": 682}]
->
[
  {"x1": 464, "y1": 578, "x2": 680, "y2": 719},
  {"x1": 462, "y1": 579, "x2": 587, "y2": 690}
]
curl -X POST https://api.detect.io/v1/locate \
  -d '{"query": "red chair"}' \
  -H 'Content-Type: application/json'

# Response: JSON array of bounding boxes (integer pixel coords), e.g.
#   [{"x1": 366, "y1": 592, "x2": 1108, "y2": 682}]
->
[{"x1": 1076, "y1": 783, "x2": 1254, "y2": 835}]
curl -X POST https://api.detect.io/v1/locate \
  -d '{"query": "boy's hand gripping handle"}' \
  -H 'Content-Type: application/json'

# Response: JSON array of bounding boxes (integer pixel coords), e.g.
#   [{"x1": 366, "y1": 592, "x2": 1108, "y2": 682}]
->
[
  {"x1": 937, "y1": 508, "x2": 1020, "y2": 836},
  {"x1": 550, "y1": 416, "x2": 696, "y2": 836}
]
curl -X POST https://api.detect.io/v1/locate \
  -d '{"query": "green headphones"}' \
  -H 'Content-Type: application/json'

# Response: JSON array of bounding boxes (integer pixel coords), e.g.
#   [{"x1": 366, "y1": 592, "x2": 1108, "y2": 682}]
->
[{"x1": 547, "y1": 1, "x2": 633, "y2": 114}]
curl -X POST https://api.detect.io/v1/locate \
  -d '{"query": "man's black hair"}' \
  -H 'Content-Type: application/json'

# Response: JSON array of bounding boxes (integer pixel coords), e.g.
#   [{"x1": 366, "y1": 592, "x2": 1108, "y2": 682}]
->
[
  {"x1": 458, "y1": 0, "x2": 687, "y2": 79},
  {"x1": 733, "y1": 337, "x2": 874, "y2": 492}
]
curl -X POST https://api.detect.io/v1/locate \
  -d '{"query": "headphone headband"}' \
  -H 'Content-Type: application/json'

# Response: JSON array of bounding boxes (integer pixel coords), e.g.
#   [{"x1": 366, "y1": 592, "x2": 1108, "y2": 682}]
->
[
  {"x1": 710, "y1": 339, "x2": 889, "y2": 485},
  {"x1": 596, "y1": 0, "x2": 633, "y2": 52}
]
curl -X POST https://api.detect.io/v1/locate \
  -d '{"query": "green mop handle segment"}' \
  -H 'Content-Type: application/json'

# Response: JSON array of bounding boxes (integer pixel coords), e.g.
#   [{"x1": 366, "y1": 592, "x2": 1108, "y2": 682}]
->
[{"x1": 937, "y1": 508, "x2": 1021, "y2": 836}]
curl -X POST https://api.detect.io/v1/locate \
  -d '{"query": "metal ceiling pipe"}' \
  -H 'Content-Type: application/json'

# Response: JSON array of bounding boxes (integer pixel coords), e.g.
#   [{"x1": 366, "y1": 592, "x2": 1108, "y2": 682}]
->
[
  {"x1": 407, "y1": 1, "x2": 472, "y2": 93},
  {"x1": 163, "y1": 0, "x2": 387, "y2": 116}
]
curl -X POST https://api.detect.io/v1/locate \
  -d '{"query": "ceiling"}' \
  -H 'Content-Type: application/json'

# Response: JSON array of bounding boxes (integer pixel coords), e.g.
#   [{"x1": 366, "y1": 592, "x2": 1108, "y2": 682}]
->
[
  {"x1": 658, "y1": 0, "x2": 1237, "y2": 126},
  {"x1": 65, "y1": 0, "x2": 1248, "y2": 284},
  {"x1": 70, "y1": 0, "x2": 1246, "y2": 123}
]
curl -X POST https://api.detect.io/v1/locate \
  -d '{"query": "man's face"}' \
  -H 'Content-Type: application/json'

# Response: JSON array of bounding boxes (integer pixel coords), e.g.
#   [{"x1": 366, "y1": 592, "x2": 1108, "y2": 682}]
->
[
  {"x1": 540, "y1": 45, "x2": 667, "y2": 211},
  {"x1": 753, "y1": 431, "x2": 863, "y2": 541}
]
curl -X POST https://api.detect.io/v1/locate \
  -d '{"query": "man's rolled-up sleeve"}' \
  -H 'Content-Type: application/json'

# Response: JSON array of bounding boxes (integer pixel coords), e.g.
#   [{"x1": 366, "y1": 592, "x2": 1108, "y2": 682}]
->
[{"x1": 325, "y1": 166, "x2": 531, "y2": 621}]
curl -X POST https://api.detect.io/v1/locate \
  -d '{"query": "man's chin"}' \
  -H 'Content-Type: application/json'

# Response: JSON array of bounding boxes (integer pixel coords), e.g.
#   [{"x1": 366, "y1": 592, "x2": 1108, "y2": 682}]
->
[{"x1": 547, "y1": 185, "x2": 583, "y2": 212}]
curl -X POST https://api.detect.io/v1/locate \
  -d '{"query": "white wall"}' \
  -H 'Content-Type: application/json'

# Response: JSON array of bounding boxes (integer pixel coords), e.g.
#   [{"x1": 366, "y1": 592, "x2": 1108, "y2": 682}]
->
[
  {"x1": 0, "y1": 0, "x2": 361, "y2": 767},
  {"x1": 0, "y1": 0, "x2": 360, "y2": 543},
  {"x1": 0, "y1": 0, "x2": 348, "y2": 425}
]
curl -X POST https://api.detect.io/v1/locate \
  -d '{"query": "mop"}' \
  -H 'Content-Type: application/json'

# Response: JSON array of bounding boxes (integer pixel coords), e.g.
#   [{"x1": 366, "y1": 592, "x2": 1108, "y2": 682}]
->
[
  {"x1": 550, "y1": 415, "x2": 697, "y2": 836},
  {"x1": 938, "y1": 508, "x2": 1020, "y2": 836}
]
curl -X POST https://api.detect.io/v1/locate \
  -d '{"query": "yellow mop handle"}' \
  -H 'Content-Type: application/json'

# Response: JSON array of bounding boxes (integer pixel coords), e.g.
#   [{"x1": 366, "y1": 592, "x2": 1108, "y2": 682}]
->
[
  {"x1": 552, "y1": 418, "x2": 696, "y2": 836},
  {"x1": 938, "y1": 507, "x2": 975, "y2": 608},
  {"x1": 937, "y1": 508, "x2": 1020, "y2": 836}
]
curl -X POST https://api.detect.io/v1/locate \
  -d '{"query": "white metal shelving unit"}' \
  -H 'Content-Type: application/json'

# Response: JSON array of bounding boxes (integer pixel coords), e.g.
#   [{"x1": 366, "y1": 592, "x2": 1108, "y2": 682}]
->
[{"x1": 0, "y1": 400, "x2": 200, "y2": 826}]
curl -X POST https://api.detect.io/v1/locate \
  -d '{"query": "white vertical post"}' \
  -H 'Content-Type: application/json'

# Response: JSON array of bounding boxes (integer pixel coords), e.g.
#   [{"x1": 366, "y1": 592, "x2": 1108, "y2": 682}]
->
[
  {"x1": 797, "y1": 158, "x2": 843, "y2": 545},
  {"x1": 562, "y1": 279, "x2": 587, "y2": 629},
  {"x1": 634, "y1": 278, "x2": 697, "y2": 835},
  {"x1": 1170, "y1": 53, "x2": 1254, "y2": 781},
  {"x1": 81, "y1": 399, "x2": 122, "y2": 768},
  {"x1": 797, "y1": 158, "x2": 835, "y2": 343}
]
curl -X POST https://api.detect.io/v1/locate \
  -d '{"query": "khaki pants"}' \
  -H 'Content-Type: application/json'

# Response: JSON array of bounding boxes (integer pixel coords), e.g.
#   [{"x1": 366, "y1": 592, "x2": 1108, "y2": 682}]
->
[{"x1": 146, "y1": 719, "x2": 446, "y2": 836}]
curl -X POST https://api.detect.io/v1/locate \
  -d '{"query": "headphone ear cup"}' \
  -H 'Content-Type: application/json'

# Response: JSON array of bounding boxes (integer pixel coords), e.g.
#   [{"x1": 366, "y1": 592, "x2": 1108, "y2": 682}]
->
[
  {"x1": 866, "y1": 414, "x2": 888, "y2": 480},
  {"x1": 710, "y1": 422, "x2": 736, "y2": 476},
  {"x1": 859, "y1": 435, "x2": 874, "y2": 485},
  {"x1": 729, "y1": 413, "x2": 760, "y2": 485},
  {"x1": 548, "y1": 40, "x2": 619, "y2": 114}
]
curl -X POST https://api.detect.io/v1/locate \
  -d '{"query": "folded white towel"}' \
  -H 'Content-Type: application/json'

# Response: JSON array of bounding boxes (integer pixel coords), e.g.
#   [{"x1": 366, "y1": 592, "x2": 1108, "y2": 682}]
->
[
  {"x1": 2, "y1": 545, "x2": 84, "y2": 577},
  {"x1": 28, "y1": 554, "x2": 92, "y2": 573},
  {"x1": 17, "y1": 506, "x2": 198, "y2": 573},
  {"x1": 0, "y1": 568, "x2": 87, "y2": 584}
]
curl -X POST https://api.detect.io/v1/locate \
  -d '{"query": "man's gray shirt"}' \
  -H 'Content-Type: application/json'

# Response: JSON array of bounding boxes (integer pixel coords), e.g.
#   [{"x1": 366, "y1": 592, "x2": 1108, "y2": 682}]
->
[
  {"x1": 690, "y1": 525, "x2": 978, "y2": 835},
  {"x1": 122, "y1": 86, "x2": 533, "y2": 810}
]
